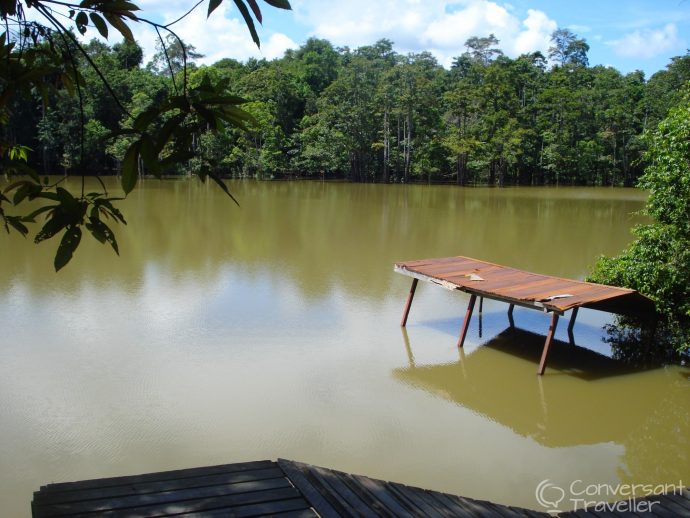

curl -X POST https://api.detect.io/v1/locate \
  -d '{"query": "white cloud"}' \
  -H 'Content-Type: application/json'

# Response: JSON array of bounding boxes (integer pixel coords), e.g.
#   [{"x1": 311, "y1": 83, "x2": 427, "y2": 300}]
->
[
  {"x1": 611, "y1": 23, "x2": 684, "y2": 59},
  {"x1": 513, "y1": 9, "x2": 557, "y2": 55},
  {"x1": 263, "y1": 33, "x2": 299, "y2": 60},
  {"x1": 295, "y1": 0, "x2": 558, "y2": 67},
  {"x1": 128, "y1": 1, "x2": 297, "y2": 65}
]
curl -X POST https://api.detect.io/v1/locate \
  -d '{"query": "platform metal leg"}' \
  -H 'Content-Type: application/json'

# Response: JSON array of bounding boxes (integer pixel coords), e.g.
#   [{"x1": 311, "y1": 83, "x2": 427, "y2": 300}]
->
[
  {"x1": 400, "y1": 279, "x2": 418, "y2": 327},
  {"x1": 538, "y1": 313, "x2": 559, "y2": 375},
  {"x1": 457, "y1": 294, "x2": 477, "y2": 348}
]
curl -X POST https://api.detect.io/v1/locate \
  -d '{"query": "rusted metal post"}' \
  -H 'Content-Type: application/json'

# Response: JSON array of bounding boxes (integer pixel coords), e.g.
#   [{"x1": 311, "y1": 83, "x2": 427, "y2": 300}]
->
[
  {"x1": 457, "y1": 294, "x2": 477, "y2": 348},
  {"x1": 538, "y1": 312, "x2": 559, "y2": 375},
  {"x1": 508, "y1": 303, "x2": 515, "y2": 327},
  {"x1": 400, "y1": 278, "x2": 418, "y2": 327},
  {"x1": 567, "y1": 307, "x2": 579, "y2": 344}
]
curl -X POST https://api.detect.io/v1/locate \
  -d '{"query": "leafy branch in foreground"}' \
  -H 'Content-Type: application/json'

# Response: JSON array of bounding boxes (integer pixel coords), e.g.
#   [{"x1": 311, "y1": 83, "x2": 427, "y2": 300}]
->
[
  {"x1": 0, "y1": 0, "x2": 291, "y2": 270},
  {"x1": 588, "y1": 89, "x2": 690, "y2": 361}
]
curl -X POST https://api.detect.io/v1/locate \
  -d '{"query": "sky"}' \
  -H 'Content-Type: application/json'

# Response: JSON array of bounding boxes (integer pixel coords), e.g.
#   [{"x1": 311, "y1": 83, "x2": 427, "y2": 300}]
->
[{"x1": 127, "y1": 0, "x2": 690, "y2": 78}]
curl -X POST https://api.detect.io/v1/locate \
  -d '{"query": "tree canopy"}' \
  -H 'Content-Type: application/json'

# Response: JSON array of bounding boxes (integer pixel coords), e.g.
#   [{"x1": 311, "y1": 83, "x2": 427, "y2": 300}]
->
[{"x1": 2, "y1": 11, "x2": 690, "y2": 273}]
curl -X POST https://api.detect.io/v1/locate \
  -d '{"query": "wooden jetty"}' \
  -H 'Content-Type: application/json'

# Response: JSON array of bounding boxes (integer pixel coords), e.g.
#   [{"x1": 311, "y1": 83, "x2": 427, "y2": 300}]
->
[
  {"x1": 32, "y1": 459, "x2": 690, "y2": 517},
  {"x1": 395, "y1": 255, "x2": 655, "y2": 375}
]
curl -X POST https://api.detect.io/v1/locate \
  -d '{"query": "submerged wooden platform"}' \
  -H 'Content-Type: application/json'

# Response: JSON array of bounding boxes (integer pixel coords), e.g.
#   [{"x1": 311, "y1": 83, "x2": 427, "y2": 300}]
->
[
  {"x1": 395, "y1": 255, "x2": 655, "y2": 374},
  {"x1": 32, "y1": 459, "x2": 690, "y2": 517}
]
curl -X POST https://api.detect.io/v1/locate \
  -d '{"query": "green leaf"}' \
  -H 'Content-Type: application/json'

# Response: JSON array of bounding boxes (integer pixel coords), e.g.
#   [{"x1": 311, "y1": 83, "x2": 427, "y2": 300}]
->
[
  {"x1": 139, "y1": 134, "x2": 161, "y2": 177},
  {"x1": 104, "y1": 12, "x2": 134, "y2": 41},
  {"x1": 162, "y1": 94, "x2": 191, "y2": 112},
  {"x1": 208, "y1": 0, "x2": 223, "y2": 17},
  {"x1": 262, "y1": 0, "x2": 291, "y2": 9},
  {"x1": 154, "y1": 113, "x2": 187, "y2": 152},
  {"x1": 208, "y1": 172, "x2": 240, "y2": 206},
  {"x1": 246, "y1": 0, "x2": 262, "y2": 23},
  {"x1": 35, "y1": 214, "x2": 68, "y2": 243},
  {"x1": 133, "y1": 105, "x2": 160, "y2": 131},
  {"x1": 12, "y1": 183, "x2": 38, "y2": 205},
  {"x1": 89, "y1": 13, "x2": 108, "y2": 39},
  {"x1": 75, "y1": 11, "x2": 88, "y2": 34},
  {"x1": 121, "y1": 141, "x2": 140, "y2": 194},
  {"x1": 221, "y1": 105, "x2": 255, "y2": 122},
  {"x1": 159, "y1": 150, "x2": 194, "y2": 169},
  {"x1": 233, "y1": 0, "x2": 260, "y2": 47},
  {"x1": 86, "y1": 216, "x2": 119, "y2": 254},
  {"x1": 54, "y1": 226, "x2": 82, "y2": 272},
  {"x1": 5, "y1": 216, "x2": 28, "y2": 236},
  {"x1": 55, "y1": 186, "x2": 76, "y2": 204},
  {"x1": 94, "y1": 198, "x2": 127, "y2": 224},
  {"x1": 23, "y1": 205, "x2": 55, "y2": 222},
  {"x1": 192, "y1": 103, "x2": 220, "y2": 130}
]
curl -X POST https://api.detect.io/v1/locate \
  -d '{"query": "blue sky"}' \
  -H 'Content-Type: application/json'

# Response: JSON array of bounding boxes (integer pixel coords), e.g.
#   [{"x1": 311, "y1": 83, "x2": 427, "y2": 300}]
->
[{"x1": 131, "y1": 0, "x2": 689, "y2": 77}]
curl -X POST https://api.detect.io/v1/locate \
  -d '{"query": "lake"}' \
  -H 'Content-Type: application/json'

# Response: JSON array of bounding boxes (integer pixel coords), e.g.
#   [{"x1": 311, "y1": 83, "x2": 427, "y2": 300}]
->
[{"x1": 1, "y1": 178, "x2": 688, "y2": 516}]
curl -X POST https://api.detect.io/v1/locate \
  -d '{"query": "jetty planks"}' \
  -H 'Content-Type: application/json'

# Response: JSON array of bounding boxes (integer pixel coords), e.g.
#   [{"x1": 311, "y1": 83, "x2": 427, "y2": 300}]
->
[
  {"x1": 395, "y1": 255, "x2": 656, "y2": 374},
  {"x1": 33, "y1": 459, "x2": 542, "y2": 518},
  {"x1": 395, "y1": 255, "x2": 654, "y2": 315},
  {"x1": 32, "y1": 460, "x2": 314, "y2": 518},
  {"x1": 32, "y1": 459, "x2": 690, "y2": 517}
]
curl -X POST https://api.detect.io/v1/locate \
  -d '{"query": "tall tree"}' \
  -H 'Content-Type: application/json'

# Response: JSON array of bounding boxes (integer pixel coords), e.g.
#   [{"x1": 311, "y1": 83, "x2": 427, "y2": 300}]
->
[
  {"x1": 548, "y1": 28, "x2": 589, "y2": 67},
  {"x1": 463, "y1": 34, "x2": 504, "y2": 65}
]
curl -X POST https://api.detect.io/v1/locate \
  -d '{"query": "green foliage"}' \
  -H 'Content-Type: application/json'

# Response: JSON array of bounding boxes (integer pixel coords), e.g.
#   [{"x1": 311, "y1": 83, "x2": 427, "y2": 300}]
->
[
  {"x1": 3, "y1": 7, "x2": 690, "y2": 271},
  {"x1": 588, "y1": 94, "x2": 690, "y2": 358},
  {"x1": 1, "y1": 0, "x2": 291, "y2": 270}
]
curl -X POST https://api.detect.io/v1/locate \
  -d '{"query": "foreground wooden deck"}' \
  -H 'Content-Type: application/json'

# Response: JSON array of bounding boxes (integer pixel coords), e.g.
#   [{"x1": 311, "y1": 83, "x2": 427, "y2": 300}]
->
[
  {"x1": 395, "y1": 255, "x2": 655, "y2": 374},
  {"x1": 32, "y1": 459, "x2": 690, "y2": 517},
  {"x1": 32, "y1": 459, "x2": 545, "y2": 517}
]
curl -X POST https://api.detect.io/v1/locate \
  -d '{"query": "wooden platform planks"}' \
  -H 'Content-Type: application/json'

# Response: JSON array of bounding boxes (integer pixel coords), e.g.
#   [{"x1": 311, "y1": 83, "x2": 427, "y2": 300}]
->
[
  {"x1": 32, "y1": 459, "x2": 690, "y2": 517},
  {"x1": 394, "y1": 255, "x2": 653, "y2": 315},
  {"x1": 32, "y1": 460, "x2": 315, "y2": 518},
  {"x1": 394, "y1": 255, "x2": 656, "y2": 374},
  {"x1": 277, "y1": 459, "x2": 547, "y2": 518}
]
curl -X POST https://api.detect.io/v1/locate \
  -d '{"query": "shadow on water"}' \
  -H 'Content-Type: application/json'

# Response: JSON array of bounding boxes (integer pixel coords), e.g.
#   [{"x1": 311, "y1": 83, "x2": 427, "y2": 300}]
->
[
  {"x1": 481, "y1": 327, "x2": 646, "y2": 381},
  {"x1": 396, "y1": 325, "x2": 690, "y2": 452},
  {"x1": 408, "y1": 305, "x2": 657, "y2": 380}
]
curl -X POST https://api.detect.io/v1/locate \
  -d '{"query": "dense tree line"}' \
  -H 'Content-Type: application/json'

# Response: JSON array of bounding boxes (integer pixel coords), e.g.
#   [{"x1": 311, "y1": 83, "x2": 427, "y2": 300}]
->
[
  {"x1": 8, "y1": 30, "x2": 690, "y2": 186},
  {"x1": 589, "y1": 86, "x2": 690, "y2": 357}
]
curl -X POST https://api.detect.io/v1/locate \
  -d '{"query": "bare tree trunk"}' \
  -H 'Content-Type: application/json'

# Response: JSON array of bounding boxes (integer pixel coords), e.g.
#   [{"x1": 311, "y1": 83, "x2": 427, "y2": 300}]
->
[
  {"x1": 404, "y1": 107, "x2": 412, "y2": 183},
  {"x1": 457, "y1": 153, "x2": 467, "y2": 186},
  {"x1": 396, "y1": 114, "x2": 401, "y2": 180},
  {"x1": 622, "y1": 138, "x2": 630, "y2": 187},
  {"x1": 383, "y1": 108, "x2": 389, "y2": 183},
  {"x1": 612, "y1": 136, "x2": 617, "y2": 187},
  {"x1": 456, "y1": 155, "x2": 462, "y2": 185}
]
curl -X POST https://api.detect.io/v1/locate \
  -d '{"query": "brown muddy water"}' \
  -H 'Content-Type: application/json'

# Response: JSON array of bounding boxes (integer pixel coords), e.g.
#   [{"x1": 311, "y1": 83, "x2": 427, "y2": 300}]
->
[{"x1": 1, "y1": 178, "x2": 688, "y2": 516}]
